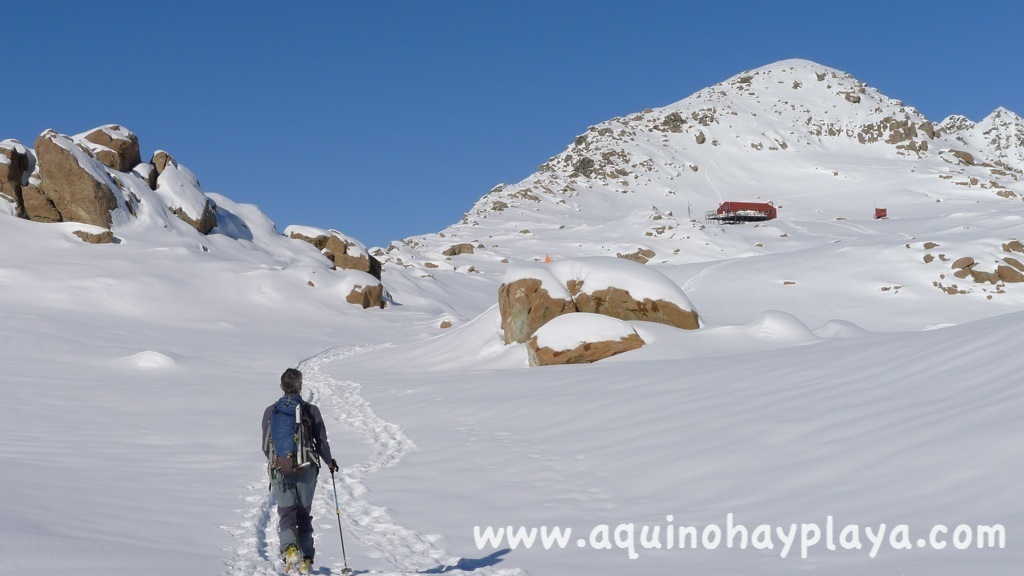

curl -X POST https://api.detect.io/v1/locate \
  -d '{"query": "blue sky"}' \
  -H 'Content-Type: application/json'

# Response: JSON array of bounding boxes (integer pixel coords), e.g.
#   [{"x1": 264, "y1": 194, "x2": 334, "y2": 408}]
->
[{"x1": 5, "y1": 1, "x2": 1022, "y2": 248}]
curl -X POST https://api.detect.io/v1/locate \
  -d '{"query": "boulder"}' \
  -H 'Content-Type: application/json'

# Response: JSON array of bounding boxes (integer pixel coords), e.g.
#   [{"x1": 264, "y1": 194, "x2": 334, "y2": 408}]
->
[
  {"x1": 33, "y1": 130, "x2": 119, "y2": 228},
  {"x1": 74, "y1": 229, "x2": 116, "y2": 244},
  {"x1": 325, "y1": 235, "x2": 382, "y2": 279},
  {"x1": 153, "y1": 153, "x2": 218, "y2": 234},
  {"x1": 499, "y1": 276, "x2": 577, "y2": 344},
  {"x1": 170, "y1": 204, "x2": 217, "y2": 235},
  {"x1": 287, "y1": 228, "x2": 382, "y2": 279},
  {"x1": 151, "y1": 150, "x2": 174, "y2": 175},
  {"x1": 527, "y1": 313, "x2": 646, "y2": 367},
  {"x1": 346, "y1": 282, "x2": 384, "y2": 309},
  {"x1": 442, "y1": 243, "x2": 475, "y2": 256},
  {"x1": 997, "y1": 265, "x2": 1024, "y2": 283},
  {"x1": 951, "y1": 256, "x2": 975, "y2": 270},
  {"x1": 499, "y1": 257, "x2": 700, "y2": 344},
  {"x1": 1004, "y1": 257, "x2": 1024, "y2": 272},
  {"x1": 572, "y1": 287, "x2": 700, "y2": 330},
  {"x1": 81, "y1": 125, "x2": 141, "y2": 172},
  {"x1": 132, "y1": 162, "x2": 158, "y2": 191},
  {"x1": 616, "y1": 248, "x2": 656, "y2": 264}
]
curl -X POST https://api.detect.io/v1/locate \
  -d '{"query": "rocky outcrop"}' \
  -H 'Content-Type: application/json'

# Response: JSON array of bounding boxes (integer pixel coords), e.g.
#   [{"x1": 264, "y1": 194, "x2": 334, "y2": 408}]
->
[
  {"x1": 526, "y1": 313, "x2": 646, "y2": 366},
  {"x1": 81, "y1": 125, "x2": 141, "y2": 172},
  {"x1": 499, "y1": 277, "x2": 576, "y2": 344},
  {"x1": 288, "y1": 229, "x2": 382, "y2": 279},
  {"x1": 32, "y1": 130, "x2": 120, "y2": 228}
]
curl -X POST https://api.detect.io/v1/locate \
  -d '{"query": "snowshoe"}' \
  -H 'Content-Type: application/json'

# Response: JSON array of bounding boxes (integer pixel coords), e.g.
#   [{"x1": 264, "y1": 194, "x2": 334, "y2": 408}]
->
[
  {"x1": 282, "y1": 544, "x2": 302, "y2": 573},
  {"x1": 299, "y1": 557, "x2": 313, "y2": 574}
]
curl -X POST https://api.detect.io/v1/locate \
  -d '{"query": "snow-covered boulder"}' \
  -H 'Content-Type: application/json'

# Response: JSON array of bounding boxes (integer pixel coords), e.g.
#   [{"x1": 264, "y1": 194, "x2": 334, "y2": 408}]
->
[
  {"x1": 339, "y1": 270, "x2": 385, "y2": 309},
  {"x1": 554, "y1": 257, "x2": 699, "y2": 329},
  {"x1": 442, "y1": 242, "x2": 475, "y2": 256},
  {"x1": 527, "y1": 313, "x2": 645, "y2": 366},
  {"x1": 498, "y1": 268, "x2": 576, "y2": 344},
  {"x1": 499, "y1": 257, "x2": 700, "y2": 344},
  {"x1": 286, "y1": 225, "x2": 382, "y2": 279},
  {"x1": 31, "y1": 129, "x2": 127, "y2": 228},
  {"x1": 152, "y1": 151, "x2": 218, "y2": 234},
  {"x1": 78, "y1": 125, "x2": 141, "y2": 172}
]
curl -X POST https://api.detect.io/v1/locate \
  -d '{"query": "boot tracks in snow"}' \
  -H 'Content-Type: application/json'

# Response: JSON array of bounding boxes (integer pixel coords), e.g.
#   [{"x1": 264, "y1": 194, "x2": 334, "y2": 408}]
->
[{"x1": 224, "y1": 344, "x2": 524, "y2": 576}]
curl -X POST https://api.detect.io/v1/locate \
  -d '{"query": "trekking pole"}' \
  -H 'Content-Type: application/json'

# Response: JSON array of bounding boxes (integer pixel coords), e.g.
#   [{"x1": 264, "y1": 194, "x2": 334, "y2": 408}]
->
[{"x1": 330, "y1": 468, "x2": 352, "y2": 575}]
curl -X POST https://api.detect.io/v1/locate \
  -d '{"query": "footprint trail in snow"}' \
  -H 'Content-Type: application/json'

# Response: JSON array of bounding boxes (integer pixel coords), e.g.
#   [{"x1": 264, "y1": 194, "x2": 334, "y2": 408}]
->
[{"x1": 224, "y1": 345, "x2": 524, "y2": 576}]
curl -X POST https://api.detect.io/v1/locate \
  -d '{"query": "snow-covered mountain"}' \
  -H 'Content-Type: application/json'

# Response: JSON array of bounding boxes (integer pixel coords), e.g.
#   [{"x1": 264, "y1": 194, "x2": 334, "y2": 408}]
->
[{"x1": 2, "y1": 59, "x2": 1022, "y2": 576}]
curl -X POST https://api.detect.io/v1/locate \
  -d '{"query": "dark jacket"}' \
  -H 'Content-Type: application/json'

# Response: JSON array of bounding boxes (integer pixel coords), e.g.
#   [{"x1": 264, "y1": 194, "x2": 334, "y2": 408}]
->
[{"x1": 262, "y1": 395, "x2": 334, "y2": 469}]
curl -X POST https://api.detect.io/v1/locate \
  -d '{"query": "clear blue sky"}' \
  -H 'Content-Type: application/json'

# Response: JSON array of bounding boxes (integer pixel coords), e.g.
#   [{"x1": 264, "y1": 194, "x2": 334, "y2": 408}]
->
[{"x1": 5, "y1": 1, "x2": 1022, "y2": 248}]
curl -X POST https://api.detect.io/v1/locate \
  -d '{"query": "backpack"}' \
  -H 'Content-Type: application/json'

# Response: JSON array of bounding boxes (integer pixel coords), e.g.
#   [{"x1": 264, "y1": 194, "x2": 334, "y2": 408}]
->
[{"x1": 264, "y1": 395, "x2": 317, "y2": 478}]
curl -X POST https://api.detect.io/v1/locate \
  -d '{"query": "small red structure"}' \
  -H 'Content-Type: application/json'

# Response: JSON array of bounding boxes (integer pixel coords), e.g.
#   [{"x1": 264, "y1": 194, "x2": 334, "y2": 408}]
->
[
  {"x1": 706, "y1": 201, "x2": 777, "y2": 223},
  {"x1": 874, "y1": 208, "x2": 888, "y2": 220}
]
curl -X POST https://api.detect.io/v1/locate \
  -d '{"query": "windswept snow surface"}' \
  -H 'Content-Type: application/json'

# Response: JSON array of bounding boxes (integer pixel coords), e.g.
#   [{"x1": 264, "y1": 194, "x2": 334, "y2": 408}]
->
[{"x1": 3, "y1": 59, "x2": 1023, "y2": 575}]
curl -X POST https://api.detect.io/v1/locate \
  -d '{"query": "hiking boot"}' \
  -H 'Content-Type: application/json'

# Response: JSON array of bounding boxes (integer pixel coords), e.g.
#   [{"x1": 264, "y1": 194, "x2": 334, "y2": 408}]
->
[
  {"x1": 299, "y1": 557, "x2": 313, "y2": 574},
  {"x1": 282, "y1": 544, "x2": 302, "y2": 572}
]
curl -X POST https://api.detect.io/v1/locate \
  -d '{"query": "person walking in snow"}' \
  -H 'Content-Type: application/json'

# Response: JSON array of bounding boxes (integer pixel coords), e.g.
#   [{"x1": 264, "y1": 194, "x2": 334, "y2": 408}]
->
[{"x1": 262, "y1": 367, "x2": 339, "y2": 574}]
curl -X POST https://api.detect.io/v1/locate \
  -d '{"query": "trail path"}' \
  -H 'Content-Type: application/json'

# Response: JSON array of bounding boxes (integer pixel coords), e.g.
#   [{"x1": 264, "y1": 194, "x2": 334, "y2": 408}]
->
[{"x1": 224, "y1": 345, "x2": 524, "y2": 576}]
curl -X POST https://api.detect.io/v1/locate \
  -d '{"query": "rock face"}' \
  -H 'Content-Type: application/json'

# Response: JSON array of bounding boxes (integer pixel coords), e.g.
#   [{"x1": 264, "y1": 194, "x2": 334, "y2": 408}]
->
[
  {"x1": 0, "y1": 140, "x2": 30, "y2": 215},
  {"x1": 32, "y1": 130, "x2": 120, "y2": 228},
  {"x1": 499, "y1": 277, "x2": 576, "y2": 344},
  {"x1": 526, "y1": 313, "x2": 646, "y2": 366},
  {"x1": 81, "y1": 125, "x2": 141, "y2": 172}
]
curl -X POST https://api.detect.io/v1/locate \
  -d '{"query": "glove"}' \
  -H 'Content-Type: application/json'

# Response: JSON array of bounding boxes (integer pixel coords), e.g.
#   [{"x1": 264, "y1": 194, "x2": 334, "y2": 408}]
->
[{"x1": 329, "y1": 458, "x2": 339, "y2": 473}]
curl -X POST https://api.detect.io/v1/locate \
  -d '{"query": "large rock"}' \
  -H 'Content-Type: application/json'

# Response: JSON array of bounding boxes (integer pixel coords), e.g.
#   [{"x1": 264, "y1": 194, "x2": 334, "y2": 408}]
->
[
  {"x1": 499, "y1": 275, "x2": 577, "y2": 344},
  {"x1": 442, "y1": 243, "x2": 475, "y2": 256},
  {"x1": 997, "y1": 265, "x2": 1024, "y2": 283},
  {"x1": 32, "y1": 130, "x2": 120, "y2": 228},
  {"x1": 81, "y1": 125, "x2": 141, "y2": 172},
  {"x1": 286, "y1": 227, "x2": 382, "y2": 279},
  {"x1": 499, "y1": 257, "x2": 701, "y2": 344},
  {"x1": 325, "y1": 234, "x2": 382, "y2": 279},
  {"x1": 572, "y1": 287, "x2": 700, "y2": 330},
  {"x1": 151, "y1": 150, "x2": 174, "y2": 175},
  {"x1": 527, "y1": 313, "x2": 646, "y2": 366},
  {"x1": 342, "y1": 273, "x2": 385, "y2": 309}
]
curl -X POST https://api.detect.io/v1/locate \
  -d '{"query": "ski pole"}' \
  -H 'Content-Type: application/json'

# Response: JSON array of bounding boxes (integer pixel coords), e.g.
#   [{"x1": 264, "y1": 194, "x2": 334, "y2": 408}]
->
[{"x1": 330, "y1": 468, "x2": 352, "y2": 575}]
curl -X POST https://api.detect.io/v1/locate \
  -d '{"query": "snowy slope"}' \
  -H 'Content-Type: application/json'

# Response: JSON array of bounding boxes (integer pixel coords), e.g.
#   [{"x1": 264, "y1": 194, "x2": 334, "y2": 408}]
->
[{"x1": 1, "y1": 58, "x2": 1022, "y2": 576}]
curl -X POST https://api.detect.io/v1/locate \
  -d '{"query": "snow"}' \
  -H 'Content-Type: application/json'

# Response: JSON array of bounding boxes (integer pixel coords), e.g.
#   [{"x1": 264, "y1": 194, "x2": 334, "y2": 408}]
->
[
  {"x1": 3, "y1": 58, "x2": 1024, "y2": 576},
  {"x1": 531, "y1": 312, "x2": 638, "y2": 351}
]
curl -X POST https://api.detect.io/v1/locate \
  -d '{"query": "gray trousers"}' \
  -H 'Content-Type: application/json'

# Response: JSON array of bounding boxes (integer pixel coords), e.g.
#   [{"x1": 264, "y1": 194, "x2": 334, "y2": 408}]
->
[{"x1": 273, "y1": 465, "x2": 319, "y2": 559}]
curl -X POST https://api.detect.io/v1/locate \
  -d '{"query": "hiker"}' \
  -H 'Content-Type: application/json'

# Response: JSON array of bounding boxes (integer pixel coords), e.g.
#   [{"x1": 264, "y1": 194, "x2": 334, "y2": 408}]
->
[{"x1": 262, "y1": 367, "x2": 339, "y2": 574}]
